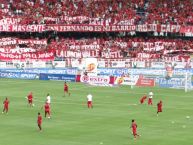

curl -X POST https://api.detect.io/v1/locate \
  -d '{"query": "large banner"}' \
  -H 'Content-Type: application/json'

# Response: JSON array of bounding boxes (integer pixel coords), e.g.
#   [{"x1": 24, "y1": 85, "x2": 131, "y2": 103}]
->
[
  {"x1": 0, "y1": 51, "x2": 55, "y2": 61},
  {"x1": 156, "y1": 77, "x2": 185, "y2": 88},
  {"x1": 76, "y1": 75, "x2": 114, "y2": 85},
  {"x1": 1, "y1": 68, "x2": 78, "y2": 75},
  {"x1": 0, "y1": 71, "x2": 38, "y2": 79},
  {"x1": 39, "y1": 73, "x2": 76, "y2": 82},
  {"x1": 0, "y1": 38, "x2": 47, "y2": 46},
  {"x1": 0, "y1": 24, "x2": 192, "y2": 33},
  {"x1": 114, "y1": 76, "x2": 139, "y2": 85},
  {"x1": 0, "y1": 17, "x2": 192, "y2": 34},
  {"x1": 85, "y1": 58, "x2": 98, "y2": 76},
  {"x1": 114, "y1": 76, "x2": 155, "y2": 87}
]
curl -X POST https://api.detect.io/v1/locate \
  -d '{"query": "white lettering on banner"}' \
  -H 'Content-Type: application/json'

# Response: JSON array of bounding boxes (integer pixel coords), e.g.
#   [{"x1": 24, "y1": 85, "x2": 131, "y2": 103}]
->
[
  {"x1": 151, "y1": 62, "x2": 165, "y2": 68},
  {"x1": 160, "y1": 25, "x2": 181, "y2": 32},
  {"x1": 80, "y1": 75, "x2": 110, "y2": 84},
  {"x1": 0, "y1": 24, "x2": 191, "y2": 33},
  {"x1": 12, "y1": 25, "x2": 45, "y2": 32},
  {"x1": 69, "y1": 44, "x2": 100, "y2": 50},
  {"x1": 0, "y1": 18, "x2": 20, "y2": 25},
  {"x1": 132, "y1": 41, "x2": 175, "y2": 52},
  {"x1": 60, "y1": 50, "x2": 122, "y2": 58},
  {"x1": 0, "y1": 51, "x2": 54, "y2": 61}
]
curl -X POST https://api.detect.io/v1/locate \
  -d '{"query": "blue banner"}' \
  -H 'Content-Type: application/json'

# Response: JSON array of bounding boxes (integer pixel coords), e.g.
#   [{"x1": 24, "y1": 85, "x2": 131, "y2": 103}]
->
[
  {"x1": 1, "y1": 68, "x2": 193, "y2": 76},
  {"x1": 98, "y1": 68, "x2": 193, "y2": 76},
  {"x1": 0, "y1": 71, "x2": 38, "y2": 79},
  {"x1": 0, "y1": 68, "x2": 78, "y2": 75},
  {"x1": 155, "y1": 77, "x2": 185, "y2": 88},
  {"x1": 39, "y1": 73, "x2": 76, "y2": 82}
]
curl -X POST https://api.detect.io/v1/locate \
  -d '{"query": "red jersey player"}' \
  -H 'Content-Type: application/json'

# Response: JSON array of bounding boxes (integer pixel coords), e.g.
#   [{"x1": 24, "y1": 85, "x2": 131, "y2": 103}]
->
[
  {"x1": 44, "y1": 102, "x2": 51, "y2": 118},
  {"x1": 148, "y1": 91, "x2": 153, "y2": 105},
  {"x1": 157, "y1": 100, "x2": 163, "y2": 116},
  {"x1": 37, "y1": 112, "x2": 42, "y2": 131},
  {"x1": 140, "y1": 95, "x2": 147, "y2": 104},
  {"x1": 64, "y1": 82, "x2": 70, "y2": 97},
  {"x1": 130, "y1": 119, "x2": 140, "y2": 139},
  {"x1": 2, "y1": 97, "x2": 9, "y2": 114},
  {"x1": 27, "y1": 92, "x2": 33, "y2": 107}
]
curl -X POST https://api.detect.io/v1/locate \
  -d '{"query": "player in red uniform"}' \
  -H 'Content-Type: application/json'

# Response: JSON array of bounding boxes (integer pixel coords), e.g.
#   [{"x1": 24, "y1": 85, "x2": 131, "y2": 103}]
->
[
  {"x1": 44, "y1": 102, "x2": 51, "y2": 118},
  {"x1": 157, "y1": 100, "x2": 163, "y2": 116},
  {"x1": 27, "y1": 92, "x2": 33, "y2": 107},
  {"x1": 64, "y1": 82, "x2": 70, "y2": 97},
  {"x1": 130, "y1": 119, "x2": 140, "y2": 139},
  {"x1": 2, "y1": 97, "x2": 9, "y2": 114},
  {"x1": 37, "y1": 112, "x2": 42, "y2": 131},
  {"x1": 148, "y1": 91, "x2": 153, "y2": 105},
  {"x1": 140, "y1": 95, "x2": 147, "y2": 104}
]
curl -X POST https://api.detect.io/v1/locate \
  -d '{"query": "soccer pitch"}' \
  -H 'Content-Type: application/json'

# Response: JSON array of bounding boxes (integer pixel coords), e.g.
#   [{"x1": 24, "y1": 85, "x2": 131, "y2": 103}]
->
[{"x1": 0, "y1": 78, "x2": 193, "y2": 145}]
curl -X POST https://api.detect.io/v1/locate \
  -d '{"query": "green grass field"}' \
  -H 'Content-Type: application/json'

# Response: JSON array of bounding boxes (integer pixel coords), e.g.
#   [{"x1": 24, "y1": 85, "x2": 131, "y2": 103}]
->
[{"x1": 0, "y1": 78, "x2": 193, "y2": 145}]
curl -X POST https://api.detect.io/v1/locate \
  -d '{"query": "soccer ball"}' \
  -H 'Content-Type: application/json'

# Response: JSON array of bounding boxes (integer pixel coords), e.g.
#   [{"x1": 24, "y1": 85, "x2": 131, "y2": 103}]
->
[
  {"x1": 32, "y1": 104, "x2": 35, "y2": 107},
  {"x1": 186, "y1": 116, "x2": 190, "y2": 119}
]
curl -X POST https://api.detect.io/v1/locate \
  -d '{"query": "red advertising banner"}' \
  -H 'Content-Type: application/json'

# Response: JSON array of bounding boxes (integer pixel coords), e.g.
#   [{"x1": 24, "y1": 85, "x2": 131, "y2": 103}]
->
[{"x1": 136, "y1": 78, "x2": 155, "y2": 87}]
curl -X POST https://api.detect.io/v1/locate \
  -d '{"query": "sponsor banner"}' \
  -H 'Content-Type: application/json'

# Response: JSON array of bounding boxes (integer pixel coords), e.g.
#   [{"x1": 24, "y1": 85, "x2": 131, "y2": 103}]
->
[
  {"x1": 0, "y1": 71, "x2": 38, "y2": 79},
  {"x1": 77, "y1": 75, "x2": 111, "y2": 84},
  {"x1": 151, "y1": 62, "x2": 165, "y2": 68},
  {"x1": 98, "y1": 68, "x2": 193, "y2": 76},
  {"x1": 98, "y1": 68, "x2": 128, "y2": 76},
  {"x1": 136, "y1": 77, "x2": 155, "y2": 87},
  {"x1": 156, "y1": 77, "x2": 185, "y2": 88},
  {"x1": 1, "y1": 68, "x2": 78, "y2": 75},
  {"x1": 111, "y1": 61, "x2": 125, "y2": 68},
  {"x1": 85, "y1": 58, "x2": 98, "y2": 75},
  {"x1": 39, "y1": 73, "x2": 76, "y2": 81},
  {"x1": 114, "y1": 76, "x2": 139, "y2": 85}
]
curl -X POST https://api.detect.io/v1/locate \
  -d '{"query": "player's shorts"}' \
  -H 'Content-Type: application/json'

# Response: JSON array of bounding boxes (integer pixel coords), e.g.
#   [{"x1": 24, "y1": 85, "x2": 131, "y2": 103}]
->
[
  {"x1": 28, "y1": 100, "x2": 32, "y2": 104},
  {"x1": 158, "y1": 108, "x2": 162, "y2": 112},
  {"x1": 87, "y1": 101, "x2": 92, "y2": 105},
  {"x1": 132, "y1": 130, "x2": 137, "y2": 136},
  {"x1": 4, "y1": 106, "x2": 8, "y2": 110},
  {"x1": 45, "y1": 110, "x2": 50, "y2": 114},
  {"x1": 64, "y1": 89, "x2": 68, "y2": 92}
]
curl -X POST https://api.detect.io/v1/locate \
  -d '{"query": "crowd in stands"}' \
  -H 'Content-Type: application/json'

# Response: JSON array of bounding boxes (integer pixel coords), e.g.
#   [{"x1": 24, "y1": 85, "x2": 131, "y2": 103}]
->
[
  {"x1": 0, "y1": 0, "x2": 192, "y2": 26},
  {"x1": 0, "y1": 0, "x2": 192, "y2": 60},
  {"x1": 0, "y1": 36, "x2": 192, "y2": 59}
]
